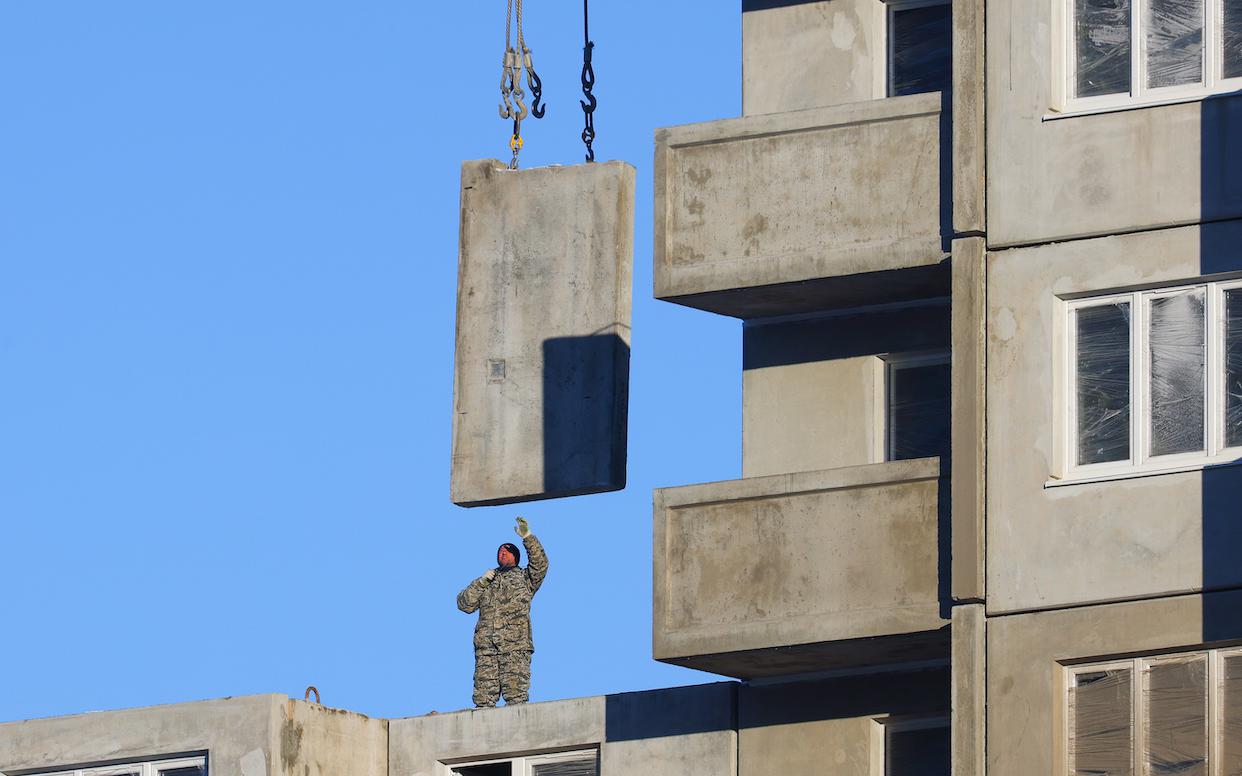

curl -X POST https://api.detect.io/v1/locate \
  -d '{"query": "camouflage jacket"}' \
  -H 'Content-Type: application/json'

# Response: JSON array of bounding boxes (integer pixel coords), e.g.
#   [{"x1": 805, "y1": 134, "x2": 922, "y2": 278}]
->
[{"x1": 457, "y1": 533, "x2": 549, "y2": 654}]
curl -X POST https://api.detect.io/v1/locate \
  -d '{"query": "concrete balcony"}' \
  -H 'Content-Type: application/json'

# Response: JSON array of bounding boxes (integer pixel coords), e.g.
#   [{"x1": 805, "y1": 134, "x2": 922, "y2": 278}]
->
[
  {"x1": 654, "y1": 94, "x2": 950, "y2": 319},
  {"x1": 653, "y1": 458, "x2": 949, "y2": 678}
]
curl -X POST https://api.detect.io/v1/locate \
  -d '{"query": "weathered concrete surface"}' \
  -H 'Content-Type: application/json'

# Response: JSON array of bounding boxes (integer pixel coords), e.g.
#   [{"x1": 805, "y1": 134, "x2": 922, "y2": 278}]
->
[
  {"x1": 451, "y1": 159, "x2": 635, "y2": 507},
  {"x1": 951, "y1": 604, "x2": 984, "y2": 776},
  {"x1": 390, "y1": 684, "x2": 736, "y2": 776},
  {"x1": 987, "y1": 221, "x2": 1242, "y2": 614},
  {"x1": 653, "y1": 459, "x2": 949, "y2": 677},
  {"x1": 739, "y1": 668, "x2": 949, "y2": 776},
  {"x1": 654, "y1": 96, "x2": 947, "y2": 318},
  {"x1": 742, "y1": 303, "x2": 951, "y2": 478},
  {"x1": 952, "y1": 0, "x2": 985, "y2": 235},
  {"x1": 988, "y1": 590, "x2": 1242, "y2": 776},
  {"x1": 950, "y1": 238, "x2": 985, "y2": 602},
  {"x1": 742, "y1": 1, "x2": 882, "y2": 116},
  {"x1": 0, "y1": 694, "x2": 385, "y2": 776},
  {"x1": 986, "y1": 0, "x2": 1242, "y2": 247}
]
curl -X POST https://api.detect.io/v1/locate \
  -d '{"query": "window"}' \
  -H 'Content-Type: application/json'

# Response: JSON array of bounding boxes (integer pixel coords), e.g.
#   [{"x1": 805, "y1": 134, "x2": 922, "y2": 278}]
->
[
  {"x1": 1065, "y1": 648, "x2": 1242, "y2": 776},
  {"x1": 25, "y1": 756, "x2": 205, "y2": 776},
  {"x1": 886, "y1": 0, "x2": 953, "y2": 97},
  {"x1": 1060, "y1": 0, "x2": 1242, "y2": 110},
  {"x1": 1061, "y1": 279, "x2": 1242, "y2": 481},
  {"x1": 871, "y1": 716, "x2": 950, "y2": 776},
  {"x1": 884, "y1": 352, "x2": 952, "y2": 461},
  {"x1": 446, "y1": 750, "x2": 598, "y2": 776}
]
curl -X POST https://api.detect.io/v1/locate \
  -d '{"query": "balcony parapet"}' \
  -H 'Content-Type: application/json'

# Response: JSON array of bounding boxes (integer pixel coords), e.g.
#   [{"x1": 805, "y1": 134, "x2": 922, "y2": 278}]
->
[
  {"x1": 653, "y1": 458, "x2": 949, "y2": 678},
  {"x1": 654, "y1": 94, "x2": 949, "y2": 319}
]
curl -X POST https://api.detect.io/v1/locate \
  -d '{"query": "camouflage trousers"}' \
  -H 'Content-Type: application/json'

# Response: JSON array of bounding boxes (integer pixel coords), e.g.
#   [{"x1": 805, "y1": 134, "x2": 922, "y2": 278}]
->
[{"x1": 473, "y1": 650, "x2": 532, "y2": 707}]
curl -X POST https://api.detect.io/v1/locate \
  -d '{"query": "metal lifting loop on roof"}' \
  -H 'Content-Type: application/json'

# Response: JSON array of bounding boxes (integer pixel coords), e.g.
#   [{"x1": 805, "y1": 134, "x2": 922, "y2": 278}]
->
[
  {"x1": 498, "y1": 0, "x2": 545, "y2": 169},
  {"x1": 580, "y1": 0, "x2": 597, "y2": 162}
]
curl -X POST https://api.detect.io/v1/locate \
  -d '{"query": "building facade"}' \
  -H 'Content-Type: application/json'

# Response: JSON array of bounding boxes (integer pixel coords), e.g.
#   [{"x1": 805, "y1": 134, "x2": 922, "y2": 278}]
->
[{"x1": 5, "y1": 1, "x2": 1242, "y2": 774}]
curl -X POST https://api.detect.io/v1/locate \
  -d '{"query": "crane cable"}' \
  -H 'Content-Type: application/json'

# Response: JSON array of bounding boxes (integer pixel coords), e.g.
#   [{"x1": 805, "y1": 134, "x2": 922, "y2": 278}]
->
[
  {"x1": 499, "y1": 0, "x2": 545, "y2": 169},
  {"x1": 580, "y1": 0, "x2": 597, "y2": 162}
]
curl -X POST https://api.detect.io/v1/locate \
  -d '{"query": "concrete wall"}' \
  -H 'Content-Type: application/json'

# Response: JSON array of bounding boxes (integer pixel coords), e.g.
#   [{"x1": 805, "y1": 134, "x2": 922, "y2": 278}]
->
[
  {"x1": 985, "y1": 0, "x2": 1242, "y2": 248},
  {"x1": 389, "y1": 685, "x2": 736, "y2": 776},
  {"x1": 280, "y1": 699, "x2": 387, "y2": 776},
  {"x1": 742, "y1": 303, "x2": 951, "y2": 478},
  {"x1": 451, "y1": 159, "x2": 634, "y2": 507},
  {"x1": 986, "y1": 221, "x2": 1242, "y2": 614},
  {"x1": 742, "y1": 1, "x2": 882, "y2": 116},
  {"x1": 653, "y1": 460, "x2": 948, "y2": 677},
  {"x1": 654, "y1": 95, "x2": 947, "y2": 319},
  {"x1": 988, "y1": 590, "x2": 1242, "y2": 776}
]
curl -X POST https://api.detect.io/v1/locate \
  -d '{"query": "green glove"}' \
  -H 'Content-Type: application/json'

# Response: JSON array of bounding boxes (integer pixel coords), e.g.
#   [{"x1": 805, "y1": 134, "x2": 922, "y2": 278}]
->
[{"x1": 515, "y1": 516, "x2": 531, "y2": 539}]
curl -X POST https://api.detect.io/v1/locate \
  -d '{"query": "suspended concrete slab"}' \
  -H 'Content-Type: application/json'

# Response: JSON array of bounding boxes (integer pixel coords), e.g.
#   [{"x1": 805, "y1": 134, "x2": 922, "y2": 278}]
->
[{"x1": 451, "y1": 159, "x2": 635, "y2": 507}]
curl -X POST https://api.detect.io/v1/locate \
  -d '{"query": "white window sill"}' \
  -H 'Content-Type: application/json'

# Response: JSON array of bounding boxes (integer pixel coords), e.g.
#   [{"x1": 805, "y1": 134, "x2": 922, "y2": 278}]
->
[
  {"x1": 1045, "y1": 455, "x2": 1242, "y2": 488},
  {"x1": 1043, "y1": 88, "x2": 1242, "y2": 122}
]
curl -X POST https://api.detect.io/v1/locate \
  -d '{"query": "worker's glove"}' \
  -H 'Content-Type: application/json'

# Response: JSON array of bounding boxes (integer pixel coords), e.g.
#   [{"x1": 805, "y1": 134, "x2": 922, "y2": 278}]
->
[
  {"x1": 482, "y1": 568, "x2": 497, "y2": 583},
  {"x1": 515, "y1": 516, "x2": 531, "y2": 539}
]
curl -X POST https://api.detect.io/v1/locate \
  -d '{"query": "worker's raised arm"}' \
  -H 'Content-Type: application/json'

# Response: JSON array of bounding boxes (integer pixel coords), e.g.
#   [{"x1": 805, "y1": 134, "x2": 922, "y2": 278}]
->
[{"x1": 457, "y1": 568, "x2": 496, "y2": 613}]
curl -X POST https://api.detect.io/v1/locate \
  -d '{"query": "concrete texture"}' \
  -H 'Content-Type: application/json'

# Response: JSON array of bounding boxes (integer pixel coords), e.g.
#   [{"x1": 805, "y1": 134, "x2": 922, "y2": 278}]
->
[
  {"x1": 952, "y1": 0, "x2": 985, "y2": 235},
  {"x1": 950, "y1": 238, "x2": 986, "y2": 602},
  {"x1": 951, "y1": 604, "x2": 985, "y2": 776},
  {"x1": 986, "y1": 221, "x2": 1242, "y2": 614},
  {"x1": 389, "y1": 684, "x2": 736, "y2": 776},
  {"x1": 653, "y1": 459, "x2": 949, "y2": 677},
  {"x1": 742, "y1": 1, "x2": 882, "y2": 117},
  {"x1": 654, "y1": 95, "x2": 948, "y2": 319},
  {"x1": 742, "y1": 303, "x2": 951, "y2": 478},
  {"x1": 0, "y1": 694, "x2": 386, "y2": 776},
  {"x1": 988, "y1": 590, "x2": 1242, "y2": 776},
  {"x1": 986, "y1": 0, "x2": 1242, "y2": 247},
  {"x1": 451, "y1": 159, "x2": 635, "y2": 507}
]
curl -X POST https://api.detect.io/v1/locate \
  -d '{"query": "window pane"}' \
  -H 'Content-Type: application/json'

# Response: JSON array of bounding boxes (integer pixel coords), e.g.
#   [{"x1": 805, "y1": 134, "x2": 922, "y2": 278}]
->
[
  {"x1": 1223, "y1": 655, "x2": 1242, "y2": 776},
  {"x1": 889, "y1": 4, "x2": 953, "y2": 97},
  {"x1": 1225, "y1": 0, "x2": 1242, "y2": 78},
  {"x1": 1147, "y1": 0, "x2": 1204, "y2": 87},
  {"x1": 1076, "y1": 0, "x2": 1132, "y2": 97},
  {"x1": 889, "y1": 360, "x2": 952, "y2": 461},
  {"x1": 886, "y1": 724, "x2": 950, "y2": 776},
  {"x1": 1070, "y1": 669, "x2": 1134, "y2": 776},
  {"x1": 1149, "y1": 290, "x2": 1206, "y2": 457},
  {"x1": 160, "y1": 768, "x2": 205, "y2": 776},
  {"x1": 1076, "y1": 303, "x2": 1131, "y2": 465},
  {"x1": 1227, "y1": 289, "x2": 1242, "y2": 448},
  {"x1": 532, "y1": 755, "x2": 598, "y2": 776},
  {"x1": 1145, "y1": 658, "x2": 1207, "y2": 776}
]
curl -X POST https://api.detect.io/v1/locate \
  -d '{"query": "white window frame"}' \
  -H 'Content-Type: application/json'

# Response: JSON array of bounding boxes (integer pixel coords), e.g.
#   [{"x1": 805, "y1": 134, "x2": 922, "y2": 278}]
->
[
  {"x1": 1062, "y1": 647, "x2": 1242, "y2": 776},
  {"x1": 1056, "y1": 279, "x2": 1242, "y2": 483},
  {"x1": 1053, "y1": 0, "x2": 1242, "y2": 114},
  {"x1": 439, "y1": 748, "x2": 599, "y2": 776},
  {"x1": 24, "y1": 756, "x2": 206, "y2": 776},
  {"x1": 881, "y1": 350, "x2": 952, "y2": 462},
  {"x1": 868, "y1": 714, "x2": 951, "y2": 776},
  {"x1": 876, "y1": 0, "x2": 953, "y2": 98}
]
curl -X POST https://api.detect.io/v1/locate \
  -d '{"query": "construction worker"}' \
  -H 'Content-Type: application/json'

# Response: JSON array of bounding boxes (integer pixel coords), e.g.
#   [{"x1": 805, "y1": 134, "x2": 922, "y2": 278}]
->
[{"x1": 456, "y1": 516, "x2": 549, "y2": 707}]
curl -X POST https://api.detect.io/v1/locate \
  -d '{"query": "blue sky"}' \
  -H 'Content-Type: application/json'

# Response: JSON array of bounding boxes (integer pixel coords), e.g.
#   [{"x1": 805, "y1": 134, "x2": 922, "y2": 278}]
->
[{"x1": 0, "y1": 2, "x2": 743, "y2": 721}]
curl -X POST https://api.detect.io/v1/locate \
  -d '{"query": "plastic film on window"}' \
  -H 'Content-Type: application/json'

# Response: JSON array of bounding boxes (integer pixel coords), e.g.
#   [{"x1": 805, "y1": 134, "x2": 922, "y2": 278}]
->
[
  {"x1": 1224, "y1": 0, "x2": 1242, "y2": 78},
  {"x1": 1147, "y1": 0, "x2": 1204, "y2": 88},
  {"x1": 532, "y1": 758, "x2": 597, "y2": 776},
  {"x1": 1076, "y1": 303, "x2": 1131, "y2": 465},
  {"x1": 889, "y1": 4, "x2": 953, "y2": 97},
  {"x1": 889, "y1": 361, "x2": 952, "y2": 461},
  {"x1": 1223, "y1": 655, "x2": 1242, "y2": 776},
  {"x1": 1226, "y1": 290, "x2": 1242, "y2": 448},
  {"x1": 1076, "y1": 0, "x2": 1132, "y2": 97},
  {"x1": 1070, "y1": 669, "x2": 1134, "y2": 776},
  {"x1": 1149, "y1": 290, "x2": 1206, "y2": 457},
  {"x1": 1145, "y1": 658, "x2": 1207, "y2": 776}
]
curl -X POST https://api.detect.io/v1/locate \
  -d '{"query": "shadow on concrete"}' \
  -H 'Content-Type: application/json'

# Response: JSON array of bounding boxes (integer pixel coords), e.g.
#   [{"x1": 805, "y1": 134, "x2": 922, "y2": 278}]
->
[
  {"x1": 540, "y1": 333, "x2": 629, "y2": 498},
  {"x1": 604, "y1": 684, "x2": 736, "y2": 742}
]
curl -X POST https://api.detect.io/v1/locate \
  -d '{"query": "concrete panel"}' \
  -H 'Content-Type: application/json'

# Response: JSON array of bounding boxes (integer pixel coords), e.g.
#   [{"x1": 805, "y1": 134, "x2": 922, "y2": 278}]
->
[
  {"x1": 739, "y1": 669, "x2": 950, "y2": 776},
  {"x1": 601, "y1": 685, "x2": 736, "y2": 776},
  {"x1": 742, "y1": 303, "x2": 952, "y2": 478},
  {"x1": 654, "y1": 96, "x2": 948, "y2": 319},
  {"x1": 451, "y1": 159, "x2": 635, "y2": 507},
  {"x1": 950, "y1": 238, "x2": 986, "y2": 602},
  {"x1": 742, "y1": 1, "x2": 882, "y2": 117},
  {"x1": 280, "y1": 699, "x2": 386, "y2": 776},
  {"x1": 988, "y1": 591, "x2": 1242, "y2": 776},
  {"x1": 951, "y1": 604, "x2": 984, "y2": 776},
  {"x1": 653, "y1": 459, "x2": 949, "y2": 676},
  {"x1": 952, "y1": 0, "x2": 985, "y2": 235},
  {"x1": 0, "y1": 695, "x2": 279, "y2": 775},
  {"x1": 987, "y1": 223, "x2": 1242, "y2": 614},
  {"x1": 986, "y1": 0, "x2": 1242, "y2": 247}
]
